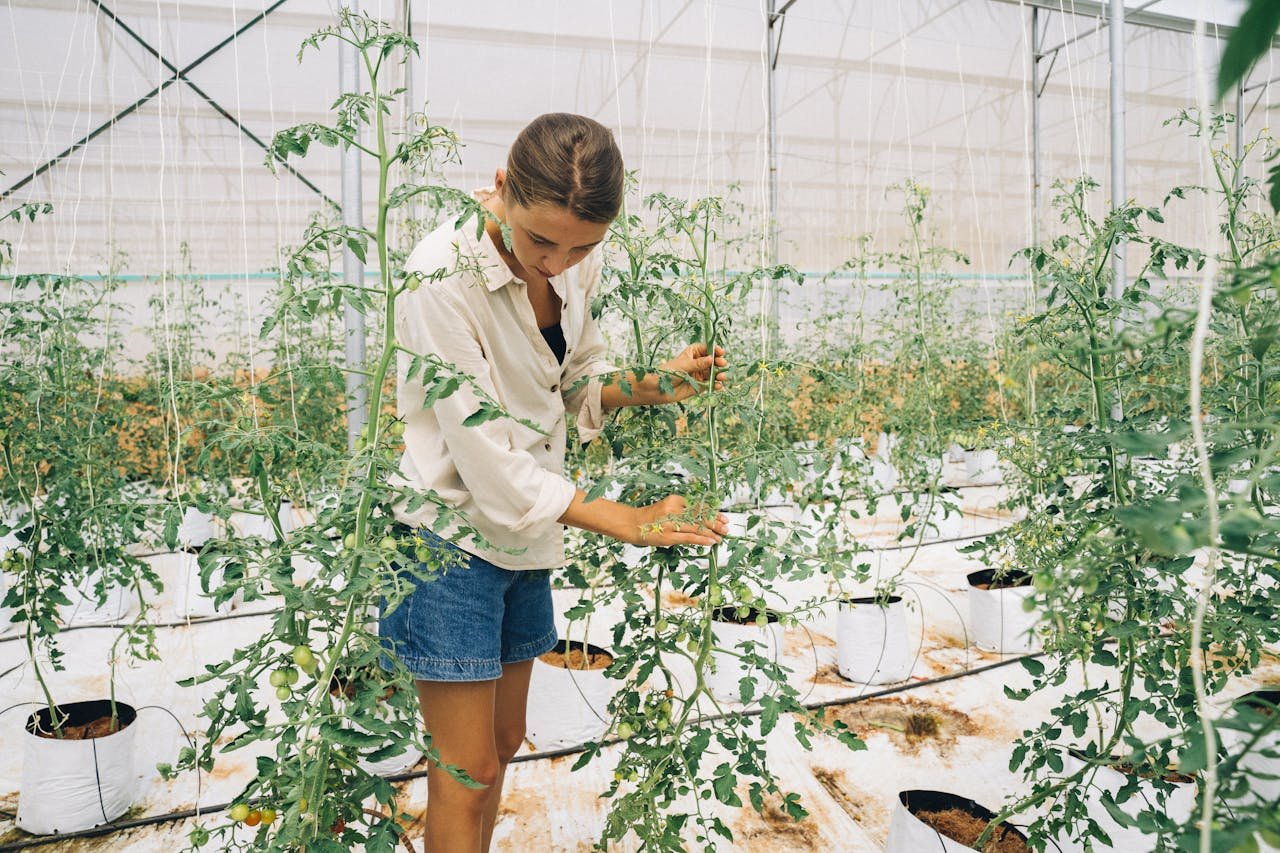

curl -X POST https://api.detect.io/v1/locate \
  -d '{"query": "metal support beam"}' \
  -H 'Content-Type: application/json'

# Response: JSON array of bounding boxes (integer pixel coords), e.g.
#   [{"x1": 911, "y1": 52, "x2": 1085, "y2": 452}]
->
[
  {"x1": 0, "y1": 0, "x2": 335, "y2": 206},
  {"x1": 340, "y1": 0, "x2": 367, "y2": 452},
  {"x1": 1031, "y1": 6, "x2": 1043, "y2": 250},
  {"x1": 992, "y1": 0, "x2": 1280, "y2": 46},
  {"x1": 85, "y1": 0, "x2": 334, "y2": 209},
  {"x1": 764, "y1": 0, "x2": 787, "y2": 345},
  {"x1": 1109, "y1": 0, "x2": 1125, "y2": 423}
]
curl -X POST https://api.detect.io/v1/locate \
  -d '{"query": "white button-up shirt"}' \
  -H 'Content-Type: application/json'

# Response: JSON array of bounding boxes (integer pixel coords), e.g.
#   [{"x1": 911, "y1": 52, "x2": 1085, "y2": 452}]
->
[{"x1": 392, "y1": 203, "x2": 616, "y2": 570}]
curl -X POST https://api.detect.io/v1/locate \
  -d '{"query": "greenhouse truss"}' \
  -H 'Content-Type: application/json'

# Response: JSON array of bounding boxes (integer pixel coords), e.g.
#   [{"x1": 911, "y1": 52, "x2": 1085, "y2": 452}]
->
[{"x1": 3, "y1": 0, "x2": 1280, "y2": 851}]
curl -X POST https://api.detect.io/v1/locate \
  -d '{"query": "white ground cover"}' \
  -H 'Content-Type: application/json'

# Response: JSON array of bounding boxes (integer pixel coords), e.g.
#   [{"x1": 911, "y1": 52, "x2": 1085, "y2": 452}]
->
[{"x1": 2, "y1": 472, "x2": 1276, "y2": 851}]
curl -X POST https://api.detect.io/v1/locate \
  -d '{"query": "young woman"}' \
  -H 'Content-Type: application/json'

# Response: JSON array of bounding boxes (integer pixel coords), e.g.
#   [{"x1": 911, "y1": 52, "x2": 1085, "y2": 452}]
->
[{"x1": 382, "y1": 112, "x2": 729, "y2": 852}]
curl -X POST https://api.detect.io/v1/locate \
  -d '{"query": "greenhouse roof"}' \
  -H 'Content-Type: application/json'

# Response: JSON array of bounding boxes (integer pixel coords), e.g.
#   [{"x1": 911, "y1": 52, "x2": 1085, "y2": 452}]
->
[{"x1": 2, "y1": 1, "x2": 1275, "y2": 278}]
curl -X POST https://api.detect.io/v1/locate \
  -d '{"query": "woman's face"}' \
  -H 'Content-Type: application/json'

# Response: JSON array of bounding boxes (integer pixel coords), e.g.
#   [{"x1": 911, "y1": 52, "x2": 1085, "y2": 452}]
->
[{"x1": 495, "y1": 173, "x2": 610, "y2": 278}]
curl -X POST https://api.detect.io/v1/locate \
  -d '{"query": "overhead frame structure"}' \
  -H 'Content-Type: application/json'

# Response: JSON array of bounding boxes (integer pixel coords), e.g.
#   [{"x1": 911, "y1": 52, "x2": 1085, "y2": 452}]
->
[
  {"x1": 995, "y1": 0, "x2": 1277, "y2": 260},
  {"x1": 0, "y1": 0, "x2": 336, "y2": 209}
]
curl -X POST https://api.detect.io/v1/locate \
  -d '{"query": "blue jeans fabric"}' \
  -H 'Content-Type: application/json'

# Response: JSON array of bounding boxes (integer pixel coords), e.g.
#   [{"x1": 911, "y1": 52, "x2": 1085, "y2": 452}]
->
[{"x1": 378, "y1": 528, "x2": 558, "y2": 682}]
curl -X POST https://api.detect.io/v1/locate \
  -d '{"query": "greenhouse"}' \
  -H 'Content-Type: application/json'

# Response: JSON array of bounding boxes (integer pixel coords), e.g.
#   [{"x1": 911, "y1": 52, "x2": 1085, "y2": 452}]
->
[{"x1": 3, "y1": 0, "x2": 1280, "y2": 850}]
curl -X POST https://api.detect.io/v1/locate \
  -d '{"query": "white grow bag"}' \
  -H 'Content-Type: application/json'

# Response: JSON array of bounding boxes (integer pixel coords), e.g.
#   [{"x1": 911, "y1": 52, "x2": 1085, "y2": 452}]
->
[
  {"x1": 885, "y1": 789, "x2": 1030, "y2": 853},
  {"x1": 837, "y1": 596, "x2": 912, "y2": 685},
  {"x1": 964, "y1": 449, "x2": 1002, "y2": 486},
  {"x1": 707, "y1": 608, "x2": 783, "y2": 705},
  {"x1": 525, "y1": 641, "x2": 615, "y2": 751},
  {"x1": 967, "y1": 569, "x2": 1040, "y2": 654},
  {"x1": 59, "y1": 576, "x2": 132, "y2": 626},
  {"x1": 172, "y1": 550, "x2": 235, "y2": 619},
  {"x1": 17, "y1": 700, "x2": 138, "y2": 835},
  {"x1": 232, "y1": 499, "x2": 295, "y2": 541},
  {"x1": 1224, "y1": 690, "x2": 1280, "y2": 809},
  {"x1": 176, "y1": 506, "x2": 216, "y2": 548},
  {"x1": 1056, "y1": 751, "x2": 1195, "y2": 852}
]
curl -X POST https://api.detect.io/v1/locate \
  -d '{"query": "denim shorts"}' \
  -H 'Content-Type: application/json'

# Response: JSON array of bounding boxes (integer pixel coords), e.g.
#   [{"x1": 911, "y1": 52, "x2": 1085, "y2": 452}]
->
[{"x1": 378, "y1": 528, "x2": 558, "y2": 682}]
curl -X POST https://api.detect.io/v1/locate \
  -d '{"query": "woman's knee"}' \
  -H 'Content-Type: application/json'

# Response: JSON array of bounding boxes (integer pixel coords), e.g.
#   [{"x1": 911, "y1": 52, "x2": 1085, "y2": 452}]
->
[
  {"x1": 493, "y1": 723, "x2": 526, "y2": 764},
  {"x1": 430, "y1": 756, "x2": 502, "y2": 807}
]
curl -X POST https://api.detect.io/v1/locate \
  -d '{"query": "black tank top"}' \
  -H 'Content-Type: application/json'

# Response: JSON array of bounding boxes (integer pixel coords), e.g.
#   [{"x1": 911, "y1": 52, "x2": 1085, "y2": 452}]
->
[{"x1": 540, "y1": 322, "x2": 566, "y2": 365}]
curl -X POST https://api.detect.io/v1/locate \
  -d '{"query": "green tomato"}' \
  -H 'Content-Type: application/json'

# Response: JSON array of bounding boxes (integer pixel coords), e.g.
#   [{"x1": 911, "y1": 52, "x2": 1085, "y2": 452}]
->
[
  {"x1": 708, "y1": 586, "x2": 723, "y2": 606},
  {"x1": 616, "y1": 722, "x2": 634, "y2": 740},
  {"x1": 755, "y1": 613, "x2": 769, "y2": 629},
  {"x1": 283, "y1": 667, "x2": 299, "y2": 685},
  {"x1": 627, "y1": 770, "x2": 638, "y2": 782},
  {"x1": 276, "y1": 685, "x2": 291, "y2": 701},
  {"x1": 389, "y1": 420, "x2": 406, "y2": 437},
  {"x1": 229, "y1": 803, "x2": 250, "y2": 822},
  {"x1": 655, "y1": 618, "x2": 670, "y2": 633},
  {"x1": 655, "y1": 717, "x2": 669, "y2": 731},
  {"x1": 291, "y1": 645, "x2": 316, "y2": 670},
  {"x1": 405, "y1": 274, "x2": 421, "y2": 292},
  {"x1": 379, "y1": 536, "x2": 398, "y2": 551},
  {"x1": 354, "y1": 436, "x2": 367, "y2": 451},
  {"x1": 269, "y1": 670, "x2": 289, "y2": 688},
  {"x1": 189, "y1": 825, "x2": 210, "y2": 847},
  {"x1": 1167, "y1": 524, "x2": 1194, "y2": 554},
  {"x1": 1033, "y1": 573, "x2": 1052, "y2": 593},
  {"x1": 343, "y1": 533, "x2": 357, "y2": 550}
]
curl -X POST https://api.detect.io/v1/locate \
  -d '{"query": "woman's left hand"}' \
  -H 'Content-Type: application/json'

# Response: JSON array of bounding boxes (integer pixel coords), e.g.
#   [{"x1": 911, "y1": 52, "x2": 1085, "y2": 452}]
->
[{"x1": 654, "y1": 343, "x2": 728, "y2": 403}]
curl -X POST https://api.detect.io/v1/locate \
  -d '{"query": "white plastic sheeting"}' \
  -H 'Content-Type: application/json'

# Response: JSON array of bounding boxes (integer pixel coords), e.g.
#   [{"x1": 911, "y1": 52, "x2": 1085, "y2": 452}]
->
[{"x1": 2, "y1": 0, "x2": 1274, "y2": 284}]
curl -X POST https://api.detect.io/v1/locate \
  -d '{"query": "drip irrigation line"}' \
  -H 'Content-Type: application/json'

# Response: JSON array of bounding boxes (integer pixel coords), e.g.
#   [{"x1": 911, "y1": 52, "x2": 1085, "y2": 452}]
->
[
  {"x1": 0, "y1": 645, "x2": 1045, "y2": 850},
  {"x1": 0, "y1": 606, "x2": 285, "y2": 646},
  {"x1": 0, "y1": 517, "x2": 1009, "y2": 647}
]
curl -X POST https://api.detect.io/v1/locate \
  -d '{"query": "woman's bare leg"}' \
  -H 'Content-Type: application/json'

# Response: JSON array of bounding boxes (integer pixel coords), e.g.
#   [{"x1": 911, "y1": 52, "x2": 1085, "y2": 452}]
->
[
  {"x1": 481, "y1": 659, "x2": 535, "y2": 850},
  {"x1": 417, "y1": 679, "x2": 499, "y2": 853}
]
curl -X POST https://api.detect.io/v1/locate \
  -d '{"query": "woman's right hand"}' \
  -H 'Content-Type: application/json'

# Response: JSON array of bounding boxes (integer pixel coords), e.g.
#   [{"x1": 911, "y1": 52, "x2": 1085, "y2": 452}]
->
[{"x1": 631, "y1": 495, "x2": 728, "y2": 547}]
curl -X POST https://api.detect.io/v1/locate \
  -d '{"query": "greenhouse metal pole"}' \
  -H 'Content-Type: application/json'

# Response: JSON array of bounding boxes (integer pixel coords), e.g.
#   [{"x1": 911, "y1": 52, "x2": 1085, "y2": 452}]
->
[
  {"x1": 1109, "y1": 0, "x2": 1125, "y2": 303},
  {"x1": 341, "y1": 0, "x2": 367, "y2": 452},
  {"x1": 1031, "y1": 6, "x2": 1042, "y2": 248},
  {"x1": 1109, "y1": 0, "x2": 1125, "y2": 424},
  {"x1": 765, "y1": 0, "x2": 782, "y2": 342}
]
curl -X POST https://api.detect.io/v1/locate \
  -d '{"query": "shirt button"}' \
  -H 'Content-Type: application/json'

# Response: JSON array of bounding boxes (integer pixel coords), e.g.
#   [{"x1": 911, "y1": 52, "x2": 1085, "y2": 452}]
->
[
  {"x1": 544, "y1": 442, "x2": 552, "y2": 451},
  {"x1": 551, "y1": 383, "x2": 558, "y2": 392}
]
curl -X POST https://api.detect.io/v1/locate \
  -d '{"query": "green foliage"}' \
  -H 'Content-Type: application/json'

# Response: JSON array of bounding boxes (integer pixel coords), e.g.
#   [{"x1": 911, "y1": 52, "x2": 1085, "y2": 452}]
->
[{"x1": 0, "y1": 259, "x2": 161, "y2": 734}]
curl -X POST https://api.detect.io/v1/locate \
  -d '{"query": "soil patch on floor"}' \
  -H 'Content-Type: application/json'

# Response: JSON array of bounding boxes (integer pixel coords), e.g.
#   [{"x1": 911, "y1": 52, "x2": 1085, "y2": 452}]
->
[
  {"x1": 816, "y1": 695, "x2": 979, "y2": 756},
  {"x1": 661, "y1": 589, "x2": 699, "y2": 608},
  {"x1": 812, "y1": 766, "x2": 885, "y2": 828},
  {"x1": 730, "y1": 793, "x2": 826, "y2": 848},
  {"x1": 784, "y1": 628, "x2": 836, "y2": 657}
]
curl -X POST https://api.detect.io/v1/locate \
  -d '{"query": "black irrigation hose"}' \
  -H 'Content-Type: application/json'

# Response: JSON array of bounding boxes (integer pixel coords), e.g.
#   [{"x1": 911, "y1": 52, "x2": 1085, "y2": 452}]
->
[{"x1": 0, "y1": 645, "x2": 1044, "y2": 851}]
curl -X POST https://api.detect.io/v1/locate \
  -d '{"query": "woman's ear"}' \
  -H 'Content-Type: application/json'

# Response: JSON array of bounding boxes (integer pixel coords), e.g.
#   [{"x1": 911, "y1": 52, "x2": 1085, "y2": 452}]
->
[{"x1": 493, "y1": 168, "x2": 506, "y2": 193}]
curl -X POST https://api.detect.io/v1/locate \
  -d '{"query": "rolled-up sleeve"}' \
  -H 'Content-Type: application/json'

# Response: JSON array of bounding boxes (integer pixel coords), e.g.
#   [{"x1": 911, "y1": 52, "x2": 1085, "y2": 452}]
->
[{"x1": 402, "y1": 288, "x2": 577, "y2": 535}]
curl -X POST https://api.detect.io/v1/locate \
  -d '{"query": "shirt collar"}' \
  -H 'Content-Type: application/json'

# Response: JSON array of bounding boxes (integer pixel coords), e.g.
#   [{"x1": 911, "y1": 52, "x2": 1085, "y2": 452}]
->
[{"x1": 467, "y1": 187, "x2": 567, "y2": 300}]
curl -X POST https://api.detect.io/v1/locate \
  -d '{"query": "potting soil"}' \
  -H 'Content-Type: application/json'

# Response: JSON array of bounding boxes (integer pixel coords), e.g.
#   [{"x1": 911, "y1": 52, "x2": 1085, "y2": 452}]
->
[{"x1": 914, "y1": 807, "x2": 1030, "y2": 853}]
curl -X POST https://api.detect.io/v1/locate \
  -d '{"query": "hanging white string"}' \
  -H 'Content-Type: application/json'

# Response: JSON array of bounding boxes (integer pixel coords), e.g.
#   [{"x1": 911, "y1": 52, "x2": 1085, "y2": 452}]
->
[
  {"x1": 227, "y1": 1, "x2": 260, "y2": 434},
  {"x1": 1187, "y1": 11, "x2": 1222, "y2": 852}
]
